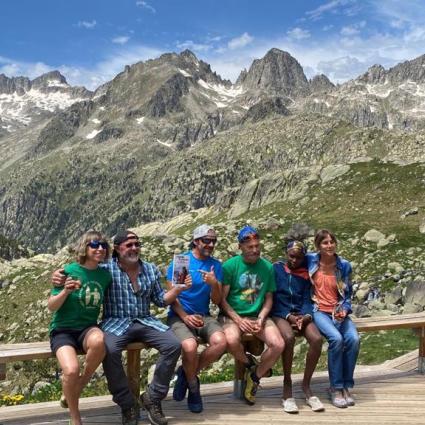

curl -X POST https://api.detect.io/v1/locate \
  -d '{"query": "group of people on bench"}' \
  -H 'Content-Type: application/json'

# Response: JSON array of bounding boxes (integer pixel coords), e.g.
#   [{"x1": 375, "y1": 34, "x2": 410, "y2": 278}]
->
[{"x1": 49, "y1": 225, "x2": 360, "y2": 425}]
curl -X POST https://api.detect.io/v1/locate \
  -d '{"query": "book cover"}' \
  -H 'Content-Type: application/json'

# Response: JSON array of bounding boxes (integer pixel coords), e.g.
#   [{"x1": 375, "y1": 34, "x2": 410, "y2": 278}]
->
[{"x1": 172, "y1": 254, "x2": 190, "y2": 286}]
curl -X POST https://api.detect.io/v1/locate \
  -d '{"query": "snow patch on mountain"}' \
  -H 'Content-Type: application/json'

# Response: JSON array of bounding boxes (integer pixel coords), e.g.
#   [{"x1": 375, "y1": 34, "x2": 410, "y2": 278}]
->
[
  {"x1": 0, "y1": 89, "x2": 89, "y2": 130},
  {"x1": 178, "y1": 69, "x2": 191, "y2": 78},
  {"x1": 86, "y1": 129, "x2": 102, "y2": 139}
]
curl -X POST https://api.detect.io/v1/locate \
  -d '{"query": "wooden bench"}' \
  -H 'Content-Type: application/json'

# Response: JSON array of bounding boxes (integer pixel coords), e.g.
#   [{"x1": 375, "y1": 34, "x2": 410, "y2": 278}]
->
[
  {"x1": 0, "y1": 341, "x2": 146, "y2": 399},
  {"x1": 233, "y1": 311, "x2": 425, "y2": 398},
  {"x1": 353, "y1": 311, "x2": 425, "y2": 373},
  {"x1": 1, "y1": 312, "x2": 425, "y2": 402}
]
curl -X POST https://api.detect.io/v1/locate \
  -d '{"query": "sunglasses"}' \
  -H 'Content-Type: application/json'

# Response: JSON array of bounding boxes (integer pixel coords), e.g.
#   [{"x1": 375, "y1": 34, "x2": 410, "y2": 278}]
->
[
  {"x1": 87, "y1": 240, "x2": 109, "y2": 250},
  {"x1": 200, "y1": 237, "x2": 217, "y2": 245},
  {"x1": 124, "y1": 241, "x2": 141, "y2": 248},
  {"x1": 240, "y1": 234, "x2": 259, "y2": 243}
]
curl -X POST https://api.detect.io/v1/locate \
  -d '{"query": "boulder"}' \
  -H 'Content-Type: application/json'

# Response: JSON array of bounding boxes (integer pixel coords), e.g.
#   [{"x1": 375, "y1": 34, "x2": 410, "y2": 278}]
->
[
  {"x1": 31, "y1": 381, "x2": 51, "y2": 396},
  {"x1": 404, "y1": 278, "x2": 425, "y2": 307},
  {"x1": 377, "y1": 238, "x2": 390, "y2": 248},
  {"x1": 263, "y1": 217, "x2": 281, "y2": 231},
  {"x1": 402, "y1": 303, "x2": 423, "y2": 314},
  {"x1": 352, "y1": 304, "x2": 370, "y2": 318},
  {"x1": 400, "y1": 207, "x2": 418, "y2": 219},
  {"x1": 320, "y1": 164, "x2": 350, "y2": 184},
  {"x1": 363, "y1": 229, "x2": 386, "y2": 243},
  {"x1": 384, "y1": 286, "x2": 403, "y2": 305},
  {"x1": 387, "y1": 262, "x2": 404, "y2": 273},
  {"x1": 355, "y1": 289, "x2": 369, "y2": 302}
]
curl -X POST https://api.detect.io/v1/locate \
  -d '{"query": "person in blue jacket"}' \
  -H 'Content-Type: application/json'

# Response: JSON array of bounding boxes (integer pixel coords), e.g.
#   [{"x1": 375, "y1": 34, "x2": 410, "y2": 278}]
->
[
  {"x1": 271, "y1": 240, "x2": 324, "y2": 414},
  {"x1": 306, "y1": 229, "x2": 360, "y2": 409}
]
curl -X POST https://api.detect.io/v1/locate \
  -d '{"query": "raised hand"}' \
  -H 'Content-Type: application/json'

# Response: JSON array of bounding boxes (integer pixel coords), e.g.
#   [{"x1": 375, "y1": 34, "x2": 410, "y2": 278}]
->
[{"x1": 199, "y1": 266, "x2": 218, "y2": 286}]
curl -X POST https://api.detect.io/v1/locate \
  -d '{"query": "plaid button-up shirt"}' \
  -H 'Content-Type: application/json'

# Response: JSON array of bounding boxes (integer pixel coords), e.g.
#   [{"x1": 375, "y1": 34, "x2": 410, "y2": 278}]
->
[{"x1": 100, "y1": 257, "x2": 168, "y2": 336}]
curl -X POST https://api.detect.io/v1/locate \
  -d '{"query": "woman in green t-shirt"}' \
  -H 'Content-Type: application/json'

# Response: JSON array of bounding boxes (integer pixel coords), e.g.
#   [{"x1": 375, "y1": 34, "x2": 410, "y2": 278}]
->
[{"x1": 48, "y1": 230, "x2": 112, "y2": 425}]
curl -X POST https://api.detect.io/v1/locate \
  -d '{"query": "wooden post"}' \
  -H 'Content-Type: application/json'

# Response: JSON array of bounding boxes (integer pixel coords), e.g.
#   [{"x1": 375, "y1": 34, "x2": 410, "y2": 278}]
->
[
  {"x1": 0, "y1": 363, "x2": 5, "y2": 380},
  {"x1": 127, "y1": 348, "x2": 141, "y2": 399},
  {"x1": 419, "y1": 327, "x2": 425, "y2": 374},
  {"x1": 233, "y1": 336, "x2": 265, "y2": 399}
]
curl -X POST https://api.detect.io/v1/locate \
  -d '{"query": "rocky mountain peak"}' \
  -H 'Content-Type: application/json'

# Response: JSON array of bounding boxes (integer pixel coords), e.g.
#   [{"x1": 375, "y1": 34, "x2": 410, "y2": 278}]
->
[
  {"x1": 0, "y1": 74, "x2": 31, "y2": 95},
  {"x1": 31, "y1": 70, "x2": 68, "y2": 89},
  {"x1": 241, "y1": 48, "x2": 310, "y2": 97},
  {"x1": 357, "y1": 64, "x2": 387, "y2": 84},
  {"x1": 387, "y1": 54, "x2": 425, "y2": 84},
  {"x1": 309, "y1": 74, "x2": 335, "y2": 93},
  {"x1": 179, "y1": 49, "x2": 198, "y2": 63}
]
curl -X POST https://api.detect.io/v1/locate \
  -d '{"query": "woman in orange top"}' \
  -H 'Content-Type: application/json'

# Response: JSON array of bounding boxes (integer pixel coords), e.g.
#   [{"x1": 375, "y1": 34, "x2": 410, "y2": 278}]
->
[{"x1": 306, "y1": 230, "x2": 360, "y2": 409}]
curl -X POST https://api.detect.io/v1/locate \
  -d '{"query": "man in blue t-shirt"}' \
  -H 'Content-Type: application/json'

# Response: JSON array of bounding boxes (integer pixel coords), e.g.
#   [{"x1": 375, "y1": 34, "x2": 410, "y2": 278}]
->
[{"x1": 166, "y1": 224, "x2": 226, "y2": 413}]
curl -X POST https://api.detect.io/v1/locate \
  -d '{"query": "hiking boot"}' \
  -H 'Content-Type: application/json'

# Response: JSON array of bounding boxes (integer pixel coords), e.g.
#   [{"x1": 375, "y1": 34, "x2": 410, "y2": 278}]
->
[
  {"x1": 121, "y1": 405, "x2": 138, "y2": 425},
  {"x1": 140, "y1": 391, "x2": 168, "y2": 425},
  {"x1": 246, "y1": 352, "x2": 272, "y2": 378},
  {"x1": 187, "y1": 377, "x2": 203, "y2": 413},
  {"x1": 173, "y1": 365, "x2": 188, "y2": 401},
  {"x1": 243, "y1": 367, "x2": 259, "y2": 405}
]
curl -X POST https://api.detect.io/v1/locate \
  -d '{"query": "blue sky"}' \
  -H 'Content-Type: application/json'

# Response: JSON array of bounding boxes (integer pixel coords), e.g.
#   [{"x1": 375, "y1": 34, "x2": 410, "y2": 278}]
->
[{"x1": 1, "y1": 0, "x2": 425, "y2": 90}]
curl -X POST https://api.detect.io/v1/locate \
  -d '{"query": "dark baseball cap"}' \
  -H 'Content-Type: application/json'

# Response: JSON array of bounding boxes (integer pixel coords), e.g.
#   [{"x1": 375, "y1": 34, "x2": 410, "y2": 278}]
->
[{"x1": 113, "y1": 229, "x2": 139, "y2": 245}]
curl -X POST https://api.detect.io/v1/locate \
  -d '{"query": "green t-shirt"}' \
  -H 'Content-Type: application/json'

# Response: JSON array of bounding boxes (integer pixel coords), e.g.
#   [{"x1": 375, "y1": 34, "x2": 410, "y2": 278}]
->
[
  {"x1": 222, "y1": 255, "x2": 276, "y2": 316},
  {"x1": 49, "y1": 262, "x2": 112, "y2": 332}
]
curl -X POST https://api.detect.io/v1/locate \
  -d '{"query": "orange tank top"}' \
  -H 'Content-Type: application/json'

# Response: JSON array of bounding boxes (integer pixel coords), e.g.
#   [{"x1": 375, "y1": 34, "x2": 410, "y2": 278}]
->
[{"x1": 313, "y1": 270, "x2": 339, "y2": 313}]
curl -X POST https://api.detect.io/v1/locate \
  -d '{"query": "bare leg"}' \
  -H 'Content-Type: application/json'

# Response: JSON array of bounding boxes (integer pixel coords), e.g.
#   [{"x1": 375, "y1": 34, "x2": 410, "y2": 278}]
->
[
  {"x1": 56, "y1": 346, "x2": 82, "y2": 425},
  {"x1": 181, "y1": 337, "x2": 199, "y2": 381},
  {"x1": 273, "y1": 318, "x2": 295, "y2": 399},
  {"x1": 255, "y1": 321, "x2": 285, "y2": 379},
  {"x1": 197, "y1": 331, "x2": 227, "y2": 372},
  {"x1": 302, "y1": 322, "x2": 323, "y2": 398},
  {"x1": 223, "y1": 321, "x2": 250, "y2": 364},
  {"x1": 80, "y1": 327, "x2": 106, "y2": 389}
]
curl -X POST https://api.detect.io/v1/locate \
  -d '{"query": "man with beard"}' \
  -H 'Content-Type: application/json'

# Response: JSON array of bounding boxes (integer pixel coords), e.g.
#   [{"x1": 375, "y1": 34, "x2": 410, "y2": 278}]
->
[
  {"x1": 220, "y1": 226, "x2": 284, "y2": 406},
  {"x1": 166, "y1": 225, "x2": 227, "y2": 414},
  {"x1": 53, "y1": 229, "x2": 191, "y2": 425}
]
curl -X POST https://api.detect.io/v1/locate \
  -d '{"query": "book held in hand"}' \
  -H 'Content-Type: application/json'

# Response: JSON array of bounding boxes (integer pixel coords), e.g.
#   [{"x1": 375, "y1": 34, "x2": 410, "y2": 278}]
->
[{"x1": 172, "y1": 254, "x2": 190, "y2": 286}]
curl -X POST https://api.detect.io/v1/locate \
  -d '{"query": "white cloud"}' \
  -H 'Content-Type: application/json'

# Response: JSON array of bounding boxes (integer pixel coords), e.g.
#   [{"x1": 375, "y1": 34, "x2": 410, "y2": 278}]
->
[
  {"x1": 176, "y1": 40, "x2": 211, "y2": 52},
  {"x1": 341, "y1": 20, "x2": 366, "y2": 35},
  {"x1": 136, "y1": 1, "x2": 156, "y2": 13},
  {"x1": 340, "y1": 25, "x2": 359, "y2": 36},
  {"x1": 112, "y1": 36, "x2": 130, "y2": 45},
  {"x1": 227, "y1": 32, "x2": 254, "y2": 50},
  {"x1": 403, "y1": 27, "x2": 425, "y2": 43},
  {"x1": 306, "y1": 0, "x2": 348, "y2": 20},
  {"x1": 287, "y1": 27, "x2": 311, "y2": 40},
  {"x1": 323, "y1": 24, "x2": 334, "y2": 31},
  {"x1": 0, "y1": 56, "x2": 53, "y2": 80},
  {"x1": 77, "y1": 20, "x2": 97, "y2": 29},
  {"x1": 369, "y1": 0, "x2": 425, "y2": 26}
]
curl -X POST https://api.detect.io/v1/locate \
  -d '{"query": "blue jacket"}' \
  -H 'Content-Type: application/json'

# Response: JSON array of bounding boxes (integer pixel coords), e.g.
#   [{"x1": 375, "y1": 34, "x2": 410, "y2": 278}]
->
[
  {"x1": 306, "y1": 252, "x2": 353, "y2": 314},
  {"x1": 271, "y1": 261, "x2": 313, "y2": 319}
]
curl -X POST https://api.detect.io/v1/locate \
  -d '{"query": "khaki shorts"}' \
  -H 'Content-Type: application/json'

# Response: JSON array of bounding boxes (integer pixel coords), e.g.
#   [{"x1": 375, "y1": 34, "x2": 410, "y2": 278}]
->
[
  {"x1": 167, "y1": 315, "x2": 223, "y2": 343},
  {"x1": 218, "y1": 315, "x2": 275, "y2": 332}
]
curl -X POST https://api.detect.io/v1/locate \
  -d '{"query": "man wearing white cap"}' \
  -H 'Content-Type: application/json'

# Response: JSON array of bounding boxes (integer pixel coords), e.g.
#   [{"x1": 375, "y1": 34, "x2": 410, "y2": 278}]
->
[{"x1": 166, "y1": 224, "x2": 226, "y2": 414}]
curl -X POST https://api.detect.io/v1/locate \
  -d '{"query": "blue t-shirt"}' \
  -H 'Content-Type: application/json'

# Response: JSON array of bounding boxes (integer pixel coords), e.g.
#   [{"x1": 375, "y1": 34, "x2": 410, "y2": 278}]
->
[{"x1": 166, "y1": 251, "x2": 223, "y2": 317}]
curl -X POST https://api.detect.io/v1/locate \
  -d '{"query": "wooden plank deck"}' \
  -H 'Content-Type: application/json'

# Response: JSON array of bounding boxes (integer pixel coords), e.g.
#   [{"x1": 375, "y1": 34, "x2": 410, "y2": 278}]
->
[{"x1": 1, "y1": 353, "x2": 424, "y2": 425}]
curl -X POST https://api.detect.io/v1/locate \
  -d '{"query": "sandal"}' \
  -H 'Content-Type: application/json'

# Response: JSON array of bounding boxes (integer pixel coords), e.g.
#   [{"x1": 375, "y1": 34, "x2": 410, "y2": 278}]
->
[
  {"x1": 282, "y1": 397, "x2": 299, "y2": 413},
  {"x1": 306, "y1": 396, "x2": 325, "y2": 412},
  {"x1": 328, "y1": 389, "x2": 347, "y2": 408}
]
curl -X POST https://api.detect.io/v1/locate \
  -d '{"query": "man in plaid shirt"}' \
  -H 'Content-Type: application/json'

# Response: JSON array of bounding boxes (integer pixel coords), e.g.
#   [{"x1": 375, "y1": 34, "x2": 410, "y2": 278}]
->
[{"x1": 53, "y1": 229, "x2": 191, "y2": 425}]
